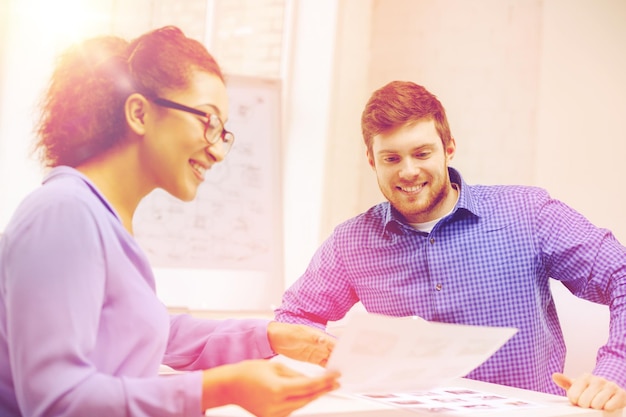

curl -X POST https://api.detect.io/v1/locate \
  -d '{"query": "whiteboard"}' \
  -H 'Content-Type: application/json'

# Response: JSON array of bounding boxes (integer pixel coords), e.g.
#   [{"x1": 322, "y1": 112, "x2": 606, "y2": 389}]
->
[{"x1": 133, "y1": 75, "x2": 283, "y2": 311}]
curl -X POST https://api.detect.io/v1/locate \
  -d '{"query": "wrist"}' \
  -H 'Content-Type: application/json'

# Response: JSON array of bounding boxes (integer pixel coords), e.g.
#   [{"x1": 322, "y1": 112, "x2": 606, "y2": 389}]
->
[
  {"x1": 267, "y1": 320, "x2": 278, "y2": 354},
  {"x1": 201, "y1": 364, "x2": 236, "y2": 411}
]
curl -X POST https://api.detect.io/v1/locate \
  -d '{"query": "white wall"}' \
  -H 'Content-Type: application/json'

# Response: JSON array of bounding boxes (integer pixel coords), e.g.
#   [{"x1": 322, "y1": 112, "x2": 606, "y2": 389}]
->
[
  {"x1": 535, "y1": 0, "x2": 626, "y2": 240},
  {"x1": 321, "y1": 0, "x2": 624, "y2": 379},
  {"x1": 535, "y1": 0, "x2": 625, "y2": 377},
  {"x1": 0, "y1": 0, "x2": 115, "y2": 229}
]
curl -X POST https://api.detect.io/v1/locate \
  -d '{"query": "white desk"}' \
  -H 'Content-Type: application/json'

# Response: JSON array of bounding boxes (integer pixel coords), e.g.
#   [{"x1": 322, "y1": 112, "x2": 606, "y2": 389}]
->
[{"x1": 205, "y1": 377, "x2": 623, "y2": 417}]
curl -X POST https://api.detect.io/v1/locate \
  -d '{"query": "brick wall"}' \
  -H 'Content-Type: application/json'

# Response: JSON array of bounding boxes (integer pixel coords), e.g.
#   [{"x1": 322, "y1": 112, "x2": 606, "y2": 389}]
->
[
  {"x1": 210, "y1": 0, "x2": 287, "y2": 78},
  {"x1": 110, "y1": 0, "x2": 287, "y2": 78}
]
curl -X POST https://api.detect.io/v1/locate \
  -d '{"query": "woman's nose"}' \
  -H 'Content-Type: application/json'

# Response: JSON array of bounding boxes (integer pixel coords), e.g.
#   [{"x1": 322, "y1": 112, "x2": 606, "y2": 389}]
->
[{"x1": 206, "y1": 141, "x2": 226, "y2": 162}]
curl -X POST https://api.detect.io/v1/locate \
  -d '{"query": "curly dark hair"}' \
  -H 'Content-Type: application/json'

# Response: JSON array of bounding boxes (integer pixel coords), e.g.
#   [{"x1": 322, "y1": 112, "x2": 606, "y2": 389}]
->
[{"x1": 35, "y1": 26, "x2": 224, "y2": 168}]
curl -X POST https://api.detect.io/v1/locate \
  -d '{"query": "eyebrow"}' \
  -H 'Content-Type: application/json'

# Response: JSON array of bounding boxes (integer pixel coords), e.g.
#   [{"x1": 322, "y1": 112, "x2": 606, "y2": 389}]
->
[
  {"x1": 200, "y1": 103, "x2": 220, "y2": 115},
  {"x1": 200, "y1": 103, "x2": 227, "y2": 123},
  {"x1": 376, "y1": 144, "x2": 435, "y2": 155}
]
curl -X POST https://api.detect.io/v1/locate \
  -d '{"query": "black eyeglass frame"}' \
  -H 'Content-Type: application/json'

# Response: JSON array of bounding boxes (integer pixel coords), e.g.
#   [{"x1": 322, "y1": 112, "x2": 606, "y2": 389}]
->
[{"x1": 151, "y1": 97, "x2": 234, "y2": 151}]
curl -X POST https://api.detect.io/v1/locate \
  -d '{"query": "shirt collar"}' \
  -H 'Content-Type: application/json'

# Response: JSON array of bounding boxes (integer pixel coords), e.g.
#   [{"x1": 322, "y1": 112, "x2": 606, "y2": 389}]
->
[
  {"x1": 450, "y1": 167, "x2": 480, "y2": 217},
  {"x1": 382, "y1": 166, "x2": 481, "y2": 236},
  {"x1": 43, "y1": 166, "x2": 122, "y2": 222}
]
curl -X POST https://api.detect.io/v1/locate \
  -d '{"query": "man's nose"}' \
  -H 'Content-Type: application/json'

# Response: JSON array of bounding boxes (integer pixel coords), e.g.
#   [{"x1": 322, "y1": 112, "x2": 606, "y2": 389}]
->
[{"x1": 398, "y1": 158, "x2": 421, "y2": 178}]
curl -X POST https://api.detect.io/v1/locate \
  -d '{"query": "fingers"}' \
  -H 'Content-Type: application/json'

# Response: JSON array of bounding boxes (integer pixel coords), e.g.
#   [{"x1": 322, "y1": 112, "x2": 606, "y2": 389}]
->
[
  {"x1": 588, "y1": 382, "x2": 623, "y2": 411},
  {"x1": 273, "y1": 362, "x2": 306, "y2": 378},
  {"x1": 285, "y1": 375, "x2": 340, "y2": 400},
  {"x1": 291, "y1": 372, "x2": 339, "y2": 393},
  {"x1": 271, "y1": 387, "x2": 334, "y2": 417},
  {"x1": 270, "y1": 322, "x2": 336, "y2": 367},
  {"x1": 317, "y1": 333, "x2": 337, "y2": 350},
  {"x1": 318, "y1": 334, "x2": 336, "y2": 364},
  {"x1": 282, "y1": 379, "x2": 339, "y2": 410},
  {"x1": 267, "y1": 322, "x2": 335, "y2": 365},
  {"x1": 552, "y1": 372, "x2": 572, "y2": 390},
  {"x1": 554, "y1": 373, "x2": 626, "y2": 411},
  {"x1": 276, "y1": 365, "x2": 341, "y2": 399},
  {"x1": 601, "y1": 389, "x2": 626, "y2": 412},
  {"x1": 304, "y1": 330, "x2": 336, "y2": 366},
  {"x1": 293, "y1": 326, "x2": 335, "y2": 366},
  {"x1": 309, "y1": 335, "x2": 335, "y2": 367},
  {"x1": 578, "y1": 379, "x2": 625, "y2": 411},
  {"x1": 557, "y1": 373, "x2": 595, "y2": 408},
  {"x1": 230, "y1": 360, "x2": 339, "y2": 417}
]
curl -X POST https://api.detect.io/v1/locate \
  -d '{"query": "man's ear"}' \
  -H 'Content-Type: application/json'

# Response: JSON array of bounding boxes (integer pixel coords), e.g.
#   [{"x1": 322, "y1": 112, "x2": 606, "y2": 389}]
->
[
  {"x1": 367, "y1": 149, "x2": 376, "y2": 169},
  {"x1": 125, "y1": 93, "x2": 149, "y2": 136},
  {"x1": 445, "y1": 137, "x2": 457, "y2": 162}
]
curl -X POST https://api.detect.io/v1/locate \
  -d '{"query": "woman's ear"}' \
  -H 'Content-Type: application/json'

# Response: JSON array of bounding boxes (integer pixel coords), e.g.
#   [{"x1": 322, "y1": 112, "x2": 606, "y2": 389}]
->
[{"x1": 125, "y1": 93, "x2": 149, "y2": 136}]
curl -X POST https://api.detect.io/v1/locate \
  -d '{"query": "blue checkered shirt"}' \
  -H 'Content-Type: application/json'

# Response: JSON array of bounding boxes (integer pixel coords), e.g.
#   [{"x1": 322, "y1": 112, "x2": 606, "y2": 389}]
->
[{"x1": 275, "y1": 167, "x2": 626, "y2": 395}]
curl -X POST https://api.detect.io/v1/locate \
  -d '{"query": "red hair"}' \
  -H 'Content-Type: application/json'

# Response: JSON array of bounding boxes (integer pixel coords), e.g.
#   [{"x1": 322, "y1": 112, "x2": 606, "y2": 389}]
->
[
  {"x1": 35, "y1": 26, "x2": 223, "y2": 167},
  {"x1": 361, "y1": 81, "x2": 452, "y2": 152}
]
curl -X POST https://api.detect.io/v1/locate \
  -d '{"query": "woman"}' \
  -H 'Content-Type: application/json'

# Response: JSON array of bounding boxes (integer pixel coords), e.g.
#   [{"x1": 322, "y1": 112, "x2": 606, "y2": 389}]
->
[{"x1": 0, "y1": 26, "x2": 339, "y2": 417}]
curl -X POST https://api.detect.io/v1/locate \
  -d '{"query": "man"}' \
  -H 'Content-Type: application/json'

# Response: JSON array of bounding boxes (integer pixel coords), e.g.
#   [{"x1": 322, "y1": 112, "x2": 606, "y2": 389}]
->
[{"x1": 275, "y1": 81, "x2": 626, "y2": 411}]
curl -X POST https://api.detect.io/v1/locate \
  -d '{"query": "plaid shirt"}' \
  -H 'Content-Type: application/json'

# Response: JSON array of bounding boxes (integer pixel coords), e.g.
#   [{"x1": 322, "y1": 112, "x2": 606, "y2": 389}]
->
[{"x1": 275, "y1": 167, "x2": 626, "y2": 395}]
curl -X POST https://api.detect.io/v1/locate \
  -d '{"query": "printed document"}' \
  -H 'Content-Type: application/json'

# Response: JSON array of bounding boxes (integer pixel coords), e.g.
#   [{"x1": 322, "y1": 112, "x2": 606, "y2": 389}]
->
[{"x1": 324, "y1": 313, "x2": 517, "y2": 393}]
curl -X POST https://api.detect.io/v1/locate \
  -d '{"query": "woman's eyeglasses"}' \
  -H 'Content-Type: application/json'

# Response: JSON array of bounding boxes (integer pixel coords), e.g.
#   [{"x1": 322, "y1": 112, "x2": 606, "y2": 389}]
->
[{"x1": 151, "y1": 97, "x2": 235, "y2": 155}]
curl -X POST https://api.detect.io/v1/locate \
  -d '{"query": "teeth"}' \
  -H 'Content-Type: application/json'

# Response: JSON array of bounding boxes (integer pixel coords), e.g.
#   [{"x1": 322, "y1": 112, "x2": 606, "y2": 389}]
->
[
  {"x1": 400, "y1": 185, "x2": 423, "y2": 192},
  {"x1": 190, "y1": 161, "x2": 206, "y2": 175}
]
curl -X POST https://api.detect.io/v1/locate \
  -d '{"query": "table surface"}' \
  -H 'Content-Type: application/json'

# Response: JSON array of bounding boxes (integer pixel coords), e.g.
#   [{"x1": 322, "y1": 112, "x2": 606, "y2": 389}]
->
[{"x1": 205, "y1": 377, "x2": 623, "y2": 417}]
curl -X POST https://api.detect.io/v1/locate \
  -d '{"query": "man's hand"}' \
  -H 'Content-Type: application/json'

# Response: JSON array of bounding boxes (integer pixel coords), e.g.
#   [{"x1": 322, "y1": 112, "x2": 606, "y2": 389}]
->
[
  {"x1": 553, "y1": 372, "x2": 626, "y2": 411},
  {"x1": 267, "y1": 321, "x2": 336, "y2": 367}
]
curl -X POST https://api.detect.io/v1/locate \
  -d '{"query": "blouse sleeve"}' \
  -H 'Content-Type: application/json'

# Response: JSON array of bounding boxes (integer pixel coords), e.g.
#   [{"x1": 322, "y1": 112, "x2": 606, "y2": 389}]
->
[{"x1": 164, "y1": 314, "x2": 274, "y2": 370}]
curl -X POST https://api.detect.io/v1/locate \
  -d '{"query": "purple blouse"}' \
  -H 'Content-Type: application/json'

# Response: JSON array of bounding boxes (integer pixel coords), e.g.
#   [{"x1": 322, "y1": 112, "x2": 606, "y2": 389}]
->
[{"x1": 0, "y1": 166, "x2": 273, "y2": 416}]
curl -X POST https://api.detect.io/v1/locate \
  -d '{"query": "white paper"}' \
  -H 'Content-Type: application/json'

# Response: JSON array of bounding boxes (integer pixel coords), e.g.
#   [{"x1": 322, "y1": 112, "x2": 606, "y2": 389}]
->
[
  {"x1": 353, "y1": 386, "x2": 542, "y2": 414},
  {"x1": 325, "y1": 313, "x2": 517, "y2": 393}
]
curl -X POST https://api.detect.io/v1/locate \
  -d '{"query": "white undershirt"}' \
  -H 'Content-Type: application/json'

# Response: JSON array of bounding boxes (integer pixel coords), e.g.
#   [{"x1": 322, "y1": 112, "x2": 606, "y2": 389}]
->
[{"x1": 408, "y1": 183, "x2": 459, "y2": 233}]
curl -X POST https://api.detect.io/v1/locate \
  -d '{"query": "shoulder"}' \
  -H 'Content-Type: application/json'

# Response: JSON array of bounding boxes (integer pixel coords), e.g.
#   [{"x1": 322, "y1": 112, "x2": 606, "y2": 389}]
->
[
  {"x1": 3, "y1": 169, "x2": 111, "y2": 241},
  {"x1": 336, "y1": 202, "x2": 387, "y2": 226},
  {"x1": 455, "y1": 182, "x2": 556, "y2": 226},
  {"x1": 469, "y1": 183, "x2": 549, "y2": 198},
  {"x1": 467, "y1": 183, "x2": 551, "y2": 208},
  {"x1": 330, "y1": 202, "x2": 389, "y2": 243},
  {"x1": 452, "y1": 168, "x2": 551, "y2": 216}
]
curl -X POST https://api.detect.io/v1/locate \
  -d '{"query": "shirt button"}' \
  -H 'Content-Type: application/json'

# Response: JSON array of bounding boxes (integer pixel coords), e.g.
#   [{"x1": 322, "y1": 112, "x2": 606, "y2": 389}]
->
[
  {"x1": 435, "y1": 283, "x2": 442, "y2": 291},
  {"x1": 429, "y1": 238, "x2": 435, "y2": 244}
]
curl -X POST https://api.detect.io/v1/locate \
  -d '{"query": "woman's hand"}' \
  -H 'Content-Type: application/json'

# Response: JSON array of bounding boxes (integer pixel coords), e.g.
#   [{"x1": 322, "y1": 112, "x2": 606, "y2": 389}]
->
[
  {"x1": 202, "y1": 359, "x2": 340, "y2": 417},
  {"x1": 553, "y1": 372, "x2": 626, "y2": 411},
  {"x1": 267, "y1": 321, "x2": 336, "y2": 367}
]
